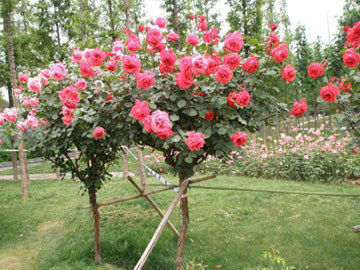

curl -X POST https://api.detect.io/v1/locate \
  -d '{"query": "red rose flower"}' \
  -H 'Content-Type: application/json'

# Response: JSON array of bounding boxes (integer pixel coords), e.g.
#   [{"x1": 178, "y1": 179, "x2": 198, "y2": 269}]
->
[
  {"x1": 214, "y1": 65, "x2": 233, "y2": 84},
  {"x1": 269, "y1": 24, "x2": 277, "y2": 31},
  {"x1": 231, "y1": 132, "x2": 248, "y2": 147},
  {"x1": 130, "y1": 99, "x2": 150, "y2": 121},
  {"x1": 291, "y1": 98, "x2": 308, "y2": 117},
  {"x1": 281, "y1": 65, "x2": 296, "y2": 82},
  {"x1": 80, "y1": 61, "x2": 94, "y2": 78},
  {"x1": 343, "y1": 48, "x2": 360, "y2": 68},
  {"x1": 204, "y1": 110, "x2": 214, "y2": 121},
  {"x1": 90, "y1": 48, "x2": 106, "y2": 66},
  {"x1": 186, "y1": 131, "x2": 205, "y2": 151},
  {"x1": 242, "y1": 54, "x2": 259, "y2": 74},
  {"x1": 271, "y1": 43, "x2": 289, "y2": 63},
  {"x1": 136, "y1": 71, "x2": 156, "y2": 90},
  {"x1": 175, "y1": 71, "x2": 193, "y2": 90},
  {"x1": 339, "y1": 79, "x2": 352, "y2": 92},
  {"x1": 223, "y1": 53, "x2": 241, "y2": 70},
  {"x1": 320, "y1": 83, "x2": 339, "y2": 102},
  {"x1": 307, "y1": 62, "x2": 324, "y2": 78},
  {"x1": 122, "y1": 54, "x2": 141, "y2": 74},
  {"x1": 236, "y1": 91, "x2": 251, "y2": 107},
  {"x1": 187, "y1": 34, "x2": 200, "y2": 46},
  {"x1": 92, "y1": 127, "x2": 105, "y2": 139},
  {"x1": 227, "y1": 91, "x2": 238, "y2": 107},
  {"x1": 224, "y1": 32, "x2": 244, "y2": 52}
]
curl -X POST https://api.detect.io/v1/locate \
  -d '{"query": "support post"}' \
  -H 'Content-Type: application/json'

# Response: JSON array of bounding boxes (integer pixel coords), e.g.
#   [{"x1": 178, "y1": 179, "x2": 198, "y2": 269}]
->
[{"x1": 134, "y1": 180, "x2": 190, "y2": 270}]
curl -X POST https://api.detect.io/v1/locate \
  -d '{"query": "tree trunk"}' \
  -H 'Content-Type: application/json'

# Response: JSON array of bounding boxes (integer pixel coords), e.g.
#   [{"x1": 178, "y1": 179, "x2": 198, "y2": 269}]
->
[
  {"x1": 89, "y1": 189, "x2": 101, "y2": 264},
  {"x1": 176, "y1": 171, "x2": 189, "y2": 269},
  {"x1": 107, "y1": 0, "x2": 116, "y2": 40},
  {"x1": 172, "y1": 0, "x2": 180, "y2": 35},
  {"x1": 124, "y1": 0, "x2": 130, "y2": 29},
  {"x1": 56, "y1": 168, "x2": 61, "y2": 181},
  {"x1": 122, "y1": 148, "x2": 129, "y2": 180},
  {"x1": 3, "y1": 0, "x2": 29, "y2": 200},
  {"x1": 10, "y1": 137, "x2": 19, "y2": 183},
  {"x1": 80, "y1": 0, "x2": 85, "y2": 46}
]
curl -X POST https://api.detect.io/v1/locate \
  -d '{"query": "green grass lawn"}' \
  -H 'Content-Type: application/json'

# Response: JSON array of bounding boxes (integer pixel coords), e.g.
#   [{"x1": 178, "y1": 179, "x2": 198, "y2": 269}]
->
[{"x1": 1, "y1": 175, "x2": 360, "y2": 269}]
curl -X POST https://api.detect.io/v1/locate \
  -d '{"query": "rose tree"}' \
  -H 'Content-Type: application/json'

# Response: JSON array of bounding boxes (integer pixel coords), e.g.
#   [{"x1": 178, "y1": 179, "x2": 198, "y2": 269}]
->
[{"x1": 9, "y1": 17, "x2": 308, "y2": 267}]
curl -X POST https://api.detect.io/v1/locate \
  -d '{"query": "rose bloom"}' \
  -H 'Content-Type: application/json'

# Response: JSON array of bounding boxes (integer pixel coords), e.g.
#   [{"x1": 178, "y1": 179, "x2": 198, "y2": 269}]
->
[
  {"x1": 227, "y1": 91, "x2": 238, "y2": 107},
  {"x1": 80, "y1": 61, "x2": 94, "y2": 78},
  {"x1": 126, "y1": 34, "x2": 142, "y2": 51},
  {"x1": 236, "y1": 91, "x2": 251, "y2": 107},
  {"x1": 242, "y1": 54, "x2": 259, "y2": 73},
  {"x1": 30, "y1": 97, "x2": 39, "y2": 107},
  {"x1": 214, "y1": 65, "x2": 233, "y2": 84},
  {"x1": 231, "y1": 131, "x2": 248, "y2": 147},
  {"x1": 90, "y1": 48, "x2": 106, "y2": 66},
  {"x1": 17, "y1": 122, "x2": 28, "y2": 132},
  {"x1": 138, "y1": 25, "x2": 145, "y2": 32},
  {"x1": 166, "y1": 32, "x2": 179, "y2": 42},
  {"x1": 186, "y1": 131, "x2": 205, "y2": 151},
  {"x1": 122, "y1": 54, "x2": 141, "y2": 74},
  {"x1": 75, "y1": 79, "x2": 87, "y2": 90},
  {"x1": 191, "y1": 55, "x2": 208, "y2": 76},
  {"x1": 175, "y1": 71, "x2": 193, "y2": 89},
  {"x1": 339, "y1": 79, "x2": 352, "y2": 92},
  {"x1": 25, "y1": 115, "x2": 38, "y2": 130},
  {"x1": 51, "y1": 66, "x2": 66, "y2": 81},
  {"x1": 131, "y1": 99, "x2": 150, "y2": 121},
  {"x1": 271, "y1": 43, "x2": 289, "y2": 62},
  {"x1": 62, "y1": 113, "x2": 74, "y2": 126},
  {"x1": 343, "y1": 48, "x2": 360, "y2": 68},
  {"x1": 291, "y1": 98, "x2": 308, "y2": 117},
  {"x1": 320, "y1": 83, "x2": 339, "y2": 102},
  {"x1": 187, "y1": 34, "x2": 200, "y2": 46},
  {"x1": 146, "y1": 28, "x2": 163, "y2": 45},
  {"x1": 23, "y1": 97, "x2": 31, "y2": 108},
  {"x1": 269, "y1": 24, "x2": 277, "y2": 31},
  {"x1": 136, "y1": 71, "x2": 156, "y2": 90},
  {"x1": 59, "y1": 85, "x2": 81, "y2": 109},
  {"x1": 160, "y1": 49, "x2": 177, "y2": 67},
  {"x1": 345, "y1": 22, "x2": 360, "y2": 48},
  {"x1": 92, "y1": 127, "x2": 105, "y2": 139},
  {"x1": 179, "y1": 56, "x2": 193, "y2": 73},
  {"x1": 18, "y1": 73, "x2": 28, "y2": 83},
  {"x1": 156, "y1": 17, "x2": 166, "y2": 28},
  {"x1": 307, "y1": 62, "x2": 324, "y2": 78},
  {"x1": 198, "y1": 20, "x2": 208, "y2": 32},
  {"x1": 224, "y1": 31, "x2": 244, "y2": 52},
  {"x1": 281, "y1": 65, "x2": 296, "y2": 82},
  {"x1": 223, "y1": 53, "x2": 241, "y2": 70},
  {"x1": 156, "y1": 129, "x2": 173, "y2": 139},
  {"x1": 204, "y1": 110, "x2": 214, "y2": 121},
  {"x1": 72, "y1": 49, "x2": 83, "y2": 63},
  {"x1": 27, "y1": 77, "x2": 42, "y2": 94},
  {"x1": 142, "y1": 115, "x2": 153, "y2": 133},
  {"x1": 159, "y1": 63, "x2": 175, "y2": 75},
  {"x1": 0, "y1": 114, "x2": 5, "y2": 125},
  {"x1": 203, "y1": 28, "x2": 219, "y2": 45},
  {"x1": 40, "y1": 69, "x2": 52, "y2": 79},
  {"x1": 3, "y1": 108, "x2": 17, "y2": 122},
  {"x1": 151, "y1": 110, "x2": 172, "y2": 134},
  {"x1": 106, "y1": 60, "x2": 118, "y2": 72}
]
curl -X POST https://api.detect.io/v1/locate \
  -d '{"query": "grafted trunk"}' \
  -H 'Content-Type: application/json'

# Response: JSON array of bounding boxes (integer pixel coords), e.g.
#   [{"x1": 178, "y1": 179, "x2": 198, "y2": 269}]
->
[
  {"x1": 176, "y1": 170, "x2": 189, "y2": 269},
  {"x1": 122, "y1": 148, "x2": 129, "y2": 180},
  {"x1": 89, "y1": 189, "x2": 101, "y2": 264},
  {"x1": 3, "y1": 0, "x2": 29, "y2": 199},
  {"x1": 10, "y1": 137, "x2": 18, "y2": 183}
]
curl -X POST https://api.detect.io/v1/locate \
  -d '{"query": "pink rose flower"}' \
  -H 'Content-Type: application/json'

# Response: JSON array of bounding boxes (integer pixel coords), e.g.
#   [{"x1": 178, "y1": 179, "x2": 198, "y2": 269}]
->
[
  {"x1": 92, "y1": 127, "x2": 105, "y2": 139},
  {"x1": 130, "y1": 99, "x2": 151, "y2": 121},
  {"x1": 186, "y1": 131, "x2": 205, "y2": 151}
]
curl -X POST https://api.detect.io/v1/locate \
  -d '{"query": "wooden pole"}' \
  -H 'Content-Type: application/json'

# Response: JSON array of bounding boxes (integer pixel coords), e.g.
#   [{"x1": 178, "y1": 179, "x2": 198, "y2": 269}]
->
[
  {"x1": 127, "y1": 175, "x2": 180, "y2": 238},
  {"x1": 83, "y1": 185, "x2": 175, "y2": 209},
  {"x1": 136, "y1": 146, "x2": 147, "y2": 192},
  {"x1": 134, "y1": 180, "x2": 190, "y2": 270},
  {"x1": 122, "y1": 148, "x2": 129, "y2": 180}
]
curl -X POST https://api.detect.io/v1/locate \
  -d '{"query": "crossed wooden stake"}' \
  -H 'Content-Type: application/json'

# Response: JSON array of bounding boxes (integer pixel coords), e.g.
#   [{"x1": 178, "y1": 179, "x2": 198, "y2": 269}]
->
[{"x1": 83, "y1": 160, "x2": 216, "y2": 269}]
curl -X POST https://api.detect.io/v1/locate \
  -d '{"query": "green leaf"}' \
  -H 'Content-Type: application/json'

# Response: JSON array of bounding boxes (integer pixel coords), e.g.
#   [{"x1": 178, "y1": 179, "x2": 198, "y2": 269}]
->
[
  {"x1": 172, "y1": 135, "x2": 181, "y2": 142},
  {"x1": 218, "y1": 128, "x2": 227, "y2": 135},
  {"x1": 177, "y1": 100, "x2": 187, "y2": 108},
  {"x1": 170, "y1": 114, "x2": 179, "y2": 121},
  {"x1": 188, "y1": 109, "x2": 197, "y2": 116},
  {"x1": 185, "y1": 157, "x2": 193, "y2": 163}
]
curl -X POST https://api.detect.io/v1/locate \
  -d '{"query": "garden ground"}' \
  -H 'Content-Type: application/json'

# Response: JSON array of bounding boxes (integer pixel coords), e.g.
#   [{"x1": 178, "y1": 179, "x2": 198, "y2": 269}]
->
[{"x1": 1, "y1": 173, "x2": 360, "y2": 269}]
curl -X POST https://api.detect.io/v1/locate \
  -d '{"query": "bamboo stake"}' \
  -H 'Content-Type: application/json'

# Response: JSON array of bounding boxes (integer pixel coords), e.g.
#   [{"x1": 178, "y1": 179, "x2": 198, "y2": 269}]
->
[
  {"x1": 136, "y1": 146, "x2": 147, "y2": 192},
  {"x1": 83, "y1": 185, "x2": 174, "y2": 209},
  {"x1": 127, "y1": 176, "x2": 180, "y2": 238},
  {"x1": 134, "y1": 180, "x2": 190, "y2": 270}
]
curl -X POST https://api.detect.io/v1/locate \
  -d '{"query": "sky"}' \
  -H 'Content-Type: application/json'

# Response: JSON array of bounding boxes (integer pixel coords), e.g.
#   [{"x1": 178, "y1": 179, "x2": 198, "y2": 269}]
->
[{"x1": 144, "y1": 0, "x2": 346, "y2": 44}]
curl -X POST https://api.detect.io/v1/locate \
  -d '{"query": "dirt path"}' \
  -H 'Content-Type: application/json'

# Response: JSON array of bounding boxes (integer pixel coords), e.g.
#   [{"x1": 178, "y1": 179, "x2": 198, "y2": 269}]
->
[{"x1": 0, "y1": 171, "x2": 134, "y2": 180}]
